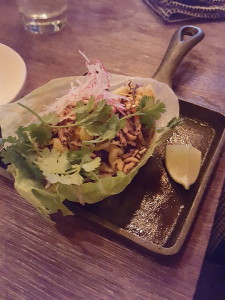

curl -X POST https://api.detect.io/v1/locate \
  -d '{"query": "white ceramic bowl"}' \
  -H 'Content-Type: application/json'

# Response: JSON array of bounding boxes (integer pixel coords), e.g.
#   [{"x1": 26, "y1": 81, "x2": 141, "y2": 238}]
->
[{"x1": 0, "y1": 43, "x2": 27, "y2": 105}]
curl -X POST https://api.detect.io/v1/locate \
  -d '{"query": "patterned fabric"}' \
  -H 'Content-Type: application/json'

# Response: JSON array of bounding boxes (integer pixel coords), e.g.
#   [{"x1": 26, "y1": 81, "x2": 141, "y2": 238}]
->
[
  {"x1": 144, "y1": 0, "x2": 225, "y2": 23},
  {"x1": 206, "y1": 180, "x2": 225, "y2": 260}
]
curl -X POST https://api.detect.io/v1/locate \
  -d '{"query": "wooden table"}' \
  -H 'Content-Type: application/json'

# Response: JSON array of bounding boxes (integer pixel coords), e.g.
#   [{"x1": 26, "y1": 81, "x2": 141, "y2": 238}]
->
[{"x1": 1, "y1": 1, "x2": 224, "y2": 299}]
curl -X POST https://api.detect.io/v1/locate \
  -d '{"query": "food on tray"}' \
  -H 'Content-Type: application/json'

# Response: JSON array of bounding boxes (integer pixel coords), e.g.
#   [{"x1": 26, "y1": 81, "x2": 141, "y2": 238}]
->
[
  {"x1": 165, "y1": 144, "x2": 202, "y2": 190},
  {"x1": 0, "y1": 53, "x2": 181, "y2": 217}
]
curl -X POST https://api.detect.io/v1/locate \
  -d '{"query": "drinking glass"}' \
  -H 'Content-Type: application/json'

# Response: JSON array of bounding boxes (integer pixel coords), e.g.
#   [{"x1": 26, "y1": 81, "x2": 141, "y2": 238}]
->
[{"x1": 16, "y1": 0, "x2": 68, "y2": 34}]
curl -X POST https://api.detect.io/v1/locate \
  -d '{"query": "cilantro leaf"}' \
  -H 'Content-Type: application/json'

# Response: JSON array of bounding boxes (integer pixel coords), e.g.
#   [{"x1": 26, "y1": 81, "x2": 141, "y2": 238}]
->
[
  {"x1": 73, "y1": 97, "x2": 95, "y2": 125},
  {"x1": 0, "y1": 125, "x2": 44, "y2": 182},
  {"x1": 166, "y1": 117, "x2": 183, "y2": 128},
  {"x1": 32, "y1": 147, "x2": 101, "y2": 186},
  {"x1": 74, "y1": 99, "x2": 112, "y2": 127},
  {"x1": 33, "y1": 148, "x2": 84, "y2": 185},
  {"x1": 2, "y1": 136, "x2": 17, "y2": 144},
  {"x1": 67, "y1": 147, "x2": 92, "y2": 165},
  {"x1": 6, "y1": 126, "x2": 37, "y2": 153},
  {"x1": 137, "y1": 96, "x2": 166, "y2": 128},
  {"x1": 83, "y1": 114, "x2": 125, "y2": 145},
  {"x1": 74, "y1": 97, "x2": 95, "y2": 116},
  {"x1": 27, "y1": 124, "x2": 52, "y2": 145},
  {"x1": 1, "y1": 147, "x2": 44, "y2": 182},
  {"x1": 82, "y1": 157, "x2": 101, "y2": 172},
  {"x1": 35, "y1": 148, "x2": 69, "y2": 175},
  {"x1": 157, "y1": 117, "x2": 183, "y2": 133},
  {"x1": 1, "y1": 148, "x2": 13, "y2": 165}
]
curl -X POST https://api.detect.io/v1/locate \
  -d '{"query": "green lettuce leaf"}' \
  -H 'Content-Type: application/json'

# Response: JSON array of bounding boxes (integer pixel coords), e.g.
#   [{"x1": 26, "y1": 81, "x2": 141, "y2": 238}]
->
[
  {"x1": 0, "y1": 74, "x2": 180, "y2": 217},
  {"x1": 8, "y1": 132, "x2": 160, "y2": 216},
  {"x1": 8, "y1": 165, "x2": 72, "y2": 217}
]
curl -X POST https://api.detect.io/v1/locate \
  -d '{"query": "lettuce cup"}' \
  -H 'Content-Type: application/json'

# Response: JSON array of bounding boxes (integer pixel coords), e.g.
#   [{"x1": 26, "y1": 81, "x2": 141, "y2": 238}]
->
[{"x1": 0, "y1": 54, "x2": 180, "y2": 217}]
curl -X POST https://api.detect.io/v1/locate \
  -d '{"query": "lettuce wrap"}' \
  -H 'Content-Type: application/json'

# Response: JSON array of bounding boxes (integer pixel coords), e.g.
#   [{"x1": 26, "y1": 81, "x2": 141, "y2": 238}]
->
[{"x1": 0, "y1": 55, "x2": 180, "y2": 217}]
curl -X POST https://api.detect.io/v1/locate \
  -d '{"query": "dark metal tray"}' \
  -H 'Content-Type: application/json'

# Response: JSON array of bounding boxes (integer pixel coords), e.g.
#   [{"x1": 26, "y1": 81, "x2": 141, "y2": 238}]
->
[
  {"x1": 67, "y1": 99, "x2": 225, "y2": 255},
  {"x1": 0, "y1": 99, "x2": 224, "y2": 255}
]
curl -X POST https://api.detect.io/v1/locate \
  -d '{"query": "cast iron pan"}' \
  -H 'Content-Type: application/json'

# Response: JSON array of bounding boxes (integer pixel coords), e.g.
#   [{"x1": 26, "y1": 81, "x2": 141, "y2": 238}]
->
[
  {"x1": 64, "y1": 25, "x2": 225, "y2": 255},
  {"x1": 0, "y1": 26, "x2": 224, "y2": 255}
]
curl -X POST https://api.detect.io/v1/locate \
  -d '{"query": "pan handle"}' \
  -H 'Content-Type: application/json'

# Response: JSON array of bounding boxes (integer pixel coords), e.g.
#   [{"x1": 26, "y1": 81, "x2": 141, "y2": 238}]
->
[{"x1": 152, "y1": 25, "x2": 205, "y2": 87}]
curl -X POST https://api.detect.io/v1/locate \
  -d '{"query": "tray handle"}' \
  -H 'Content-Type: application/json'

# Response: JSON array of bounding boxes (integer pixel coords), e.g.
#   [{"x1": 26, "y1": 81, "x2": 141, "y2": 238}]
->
[{"x1": 152, "y1": 25, "x2": 205, "y2": 87}]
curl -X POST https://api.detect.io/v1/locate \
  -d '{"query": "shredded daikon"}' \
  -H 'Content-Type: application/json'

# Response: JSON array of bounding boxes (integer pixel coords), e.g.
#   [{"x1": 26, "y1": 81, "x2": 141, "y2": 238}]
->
[{"x1": 46, "y1": 52, "x2": 126, "y2": 116}]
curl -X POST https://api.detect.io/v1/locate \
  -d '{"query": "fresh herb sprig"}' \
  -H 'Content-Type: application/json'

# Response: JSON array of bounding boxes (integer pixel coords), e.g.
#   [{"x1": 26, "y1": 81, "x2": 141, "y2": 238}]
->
[
  {"x1": 157, "y1": 117, "x2": 183, "y2": 133},
  {"x1": 1, "y1": 129, "x2": 101, "y2": 186},
  {"x1": 17, "y1": 99, "x2": 143, "y2": 145},
  {"x1": 34, "y1": 147, "x2": 101, "y2": 185},
  {"x1": 137, "y1": 96, "x2": 166, "y2": 128},
  {"x1": 17, "y1": 95, "x2": 166, "y2": 145},
  {"x1": 0, "y1": 95, "x2": 170, "y2": 185}
]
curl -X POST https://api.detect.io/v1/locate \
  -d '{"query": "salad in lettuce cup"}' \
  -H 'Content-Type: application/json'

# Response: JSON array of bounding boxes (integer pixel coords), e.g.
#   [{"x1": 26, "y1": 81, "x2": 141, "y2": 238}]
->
[{"x1": 0, "y1": 53, "x2": 180, "y2": 217}]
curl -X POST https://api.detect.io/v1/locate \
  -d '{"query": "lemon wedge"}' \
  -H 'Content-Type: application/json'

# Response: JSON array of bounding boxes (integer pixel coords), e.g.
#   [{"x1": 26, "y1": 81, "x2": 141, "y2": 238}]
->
[{"x1": 165, "y1": 144, "x2": 202, "y2": 190}]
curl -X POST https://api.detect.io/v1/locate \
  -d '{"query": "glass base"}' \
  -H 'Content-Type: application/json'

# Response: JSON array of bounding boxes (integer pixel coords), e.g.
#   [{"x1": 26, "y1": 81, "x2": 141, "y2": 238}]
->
[{"x1": 22, "y1": 15, "x2": 67, "y2": 34}]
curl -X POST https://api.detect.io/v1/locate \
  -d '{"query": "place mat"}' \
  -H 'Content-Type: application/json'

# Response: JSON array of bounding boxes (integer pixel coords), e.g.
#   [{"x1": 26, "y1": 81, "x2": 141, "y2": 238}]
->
[{"x1": 144, "y1": 0, "x2": 225, "y2": 23}]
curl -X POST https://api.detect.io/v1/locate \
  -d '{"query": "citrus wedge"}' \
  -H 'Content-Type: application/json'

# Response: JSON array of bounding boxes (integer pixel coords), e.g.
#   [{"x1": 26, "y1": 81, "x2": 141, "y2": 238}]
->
[{"x1": 165, "y1": 144, "x2": 202, "y2": 190}]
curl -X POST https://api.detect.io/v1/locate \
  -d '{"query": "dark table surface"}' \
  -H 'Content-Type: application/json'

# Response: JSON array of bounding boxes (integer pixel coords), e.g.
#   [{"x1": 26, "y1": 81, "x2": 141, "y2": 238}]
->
[{"x1": 0, "y1": 1, "x2": 225, "y2": 299}]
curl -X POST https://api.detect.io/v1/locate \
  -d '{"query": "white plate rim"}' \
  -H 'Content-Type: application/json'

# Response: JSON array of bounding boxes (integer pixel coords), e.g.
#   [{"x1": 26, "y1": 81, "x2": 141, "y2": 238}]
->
[{"x1": 0, "y1": 43, "x2": 27, "y2": 105}]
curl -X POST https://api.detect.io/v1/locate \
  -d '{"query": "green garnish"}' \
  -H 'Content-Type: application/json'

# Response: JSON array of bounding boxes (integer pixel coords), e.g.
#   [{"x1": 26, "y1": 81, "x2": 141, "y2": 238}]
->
[
  {"x1": 157, "y1": 117, "x2": 183, "y2": 133},
  {"x1": 137, "y1": 96, "x2": 166, "y2": 128},
  {"x1": 1, "y1": 95, "x2": 169, "y2": 187},
  {"x1": 17, "y1": 96, "x2": 166, "y2": 145},
  {"x1": 33, "y1": 147, "x2": 100, "y2": 185}
]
